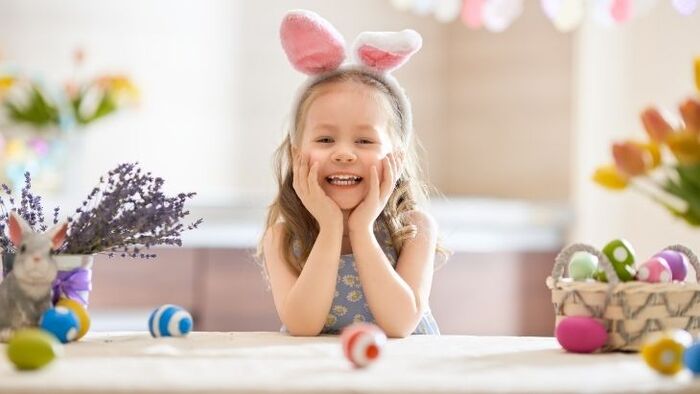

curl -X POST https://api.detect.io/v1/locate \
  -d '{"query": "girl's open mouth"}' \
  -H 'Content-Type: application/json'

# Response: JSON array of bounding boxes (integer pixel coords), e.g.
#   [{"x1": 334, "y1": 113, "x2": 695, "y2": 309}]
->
[{"x1": 326, "y1": 175, "x2": 363, "y2": 186}]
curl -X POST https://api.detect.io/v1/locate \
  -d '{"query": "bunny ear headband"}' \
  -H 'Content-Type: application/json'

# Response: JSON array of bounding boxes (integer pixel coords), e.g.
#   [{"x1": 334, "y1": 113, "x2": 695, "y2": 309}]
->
[{"x1": 280, "y1": 9, "x2": 422, "y2": 140}]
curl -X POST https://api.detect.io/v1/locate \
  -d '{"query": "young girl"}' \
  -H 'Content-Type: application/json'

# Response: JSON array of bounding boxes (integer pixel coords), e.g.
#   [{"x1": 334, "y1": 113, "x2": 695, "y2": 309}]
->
[{"x1": 260, "y1": 10, "x2": 445, "y2": 338}]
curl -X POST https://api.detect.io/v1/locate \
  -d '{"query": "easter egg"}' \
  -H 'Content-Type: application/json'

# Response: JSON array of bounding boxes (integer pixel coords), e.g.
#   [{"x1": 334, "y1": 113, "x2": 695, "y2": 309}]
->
[
  {"x1": 56, "y1": 298, "x2": 91, "y2": 340},
  {"x1": 602, "y1": 239, "x2": 636, "y2": 282},
  {"x1": 148, "y1": 304, "x2": 193, "y2": 338},
  {"x1": 655, "y1": 250, "x2": 687, "y2": 281},
  {"x1": 684, "y1": 342, "x2": 700, "y2": 374},
  {"x1": 6, "y1": 328, "x2": 63, "y2": 370},
  {"x1": 637, "y1": 257, "x2": 672, "y2": 283},
  {"x1": 341, "y1": 323, "x2": 387, "y2": 368},
  {"x1": 568, "y1": 252, "x2": 598, "y2": 281},
  {"x1": 39, "y1": 307, "x2": 80, "y2": 343},
  {"x1": 641, "y1": 329, "x2": 693, "y2": 375},
  {"x1": 555, "y1": 316, "x2": 608, "y2": 353}
]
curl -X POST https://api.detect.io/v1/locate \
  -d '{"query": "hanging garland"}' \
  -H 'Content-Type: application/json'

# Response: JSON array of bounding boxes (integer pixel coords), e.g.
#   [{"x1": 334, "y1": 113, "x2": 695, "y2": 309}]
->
[{"x1": 389, "y1": 0, "x2": 698, "y2": 32}]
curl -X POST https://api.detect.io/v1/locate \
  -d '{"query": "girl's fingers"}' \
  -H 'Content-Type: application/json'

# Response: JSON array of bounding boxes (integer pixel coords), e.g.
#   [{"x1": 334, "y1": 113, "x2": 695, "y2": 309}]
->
[
  {"x1": 380, "y1": 153, "x2": 394, "y2": 198},
  {"x1": 370, "y1": 165, "x2": 381, "y2": 201},
  {"x1": 308, "y1": 161, "x2": 321, "y2": 194},
  {"x1": 292, "y1": 152, "x2": 301, "y2": 193},
  {"x1": 299, "y1": 154, "x2": 310, "y2": 196},
  {"x1": 390, "y1": 152, "x2": 397, "y2": 181}
]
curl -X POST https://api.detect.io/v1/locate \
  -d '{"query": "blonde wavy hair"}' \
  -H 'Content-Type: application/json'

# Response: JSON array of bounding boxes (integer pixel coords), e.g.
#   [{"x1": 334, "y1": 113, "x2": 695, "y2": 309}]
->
[{"x1": 259, "y1": 69, "x2": 446, "y2": 273}]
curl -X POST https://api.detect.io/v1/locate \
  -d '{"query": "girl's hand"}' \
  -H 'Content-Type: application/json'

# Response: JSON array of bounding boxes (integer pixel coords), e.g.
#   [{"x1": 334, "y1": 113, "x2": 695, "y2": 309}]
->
[
  {"x1": 293, "y1": 151, "x2": 343, "y2": 229},
  {"x1": 348, "y1": 151, "x2": 403, "y2": 234}
]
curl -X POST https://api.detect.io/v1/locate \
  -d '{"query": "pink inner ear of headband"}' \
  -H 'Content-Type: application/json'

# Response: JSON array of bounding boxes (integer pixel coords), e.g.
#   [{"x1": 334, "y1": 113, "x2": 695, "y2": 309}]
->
[
  {"x1": 357, "y1": 45, "x2": 411, "y2": 72},
  {"x1": 280, "y1": 10, "x2": 346, "y2": 75},
  {"x1": 352, "y1": 30, "x2": 422, "y2": 73}
]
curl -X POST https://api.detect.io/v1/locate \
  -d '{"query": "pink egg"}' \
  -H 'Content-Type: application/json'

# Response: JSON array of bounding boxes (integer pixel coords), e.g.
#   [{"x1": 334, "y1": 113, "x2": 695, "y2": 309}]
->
[
  {"x1": 555, "y1": 316, "x2": 608, "y2": 353},
  {"x1": 637, "y1": 257, "x2": 672, "y2": 283},
  {"x1": 654, "y1": 250, "x2": 687, "y2": 281},
  {"x1": 341, "y1": 323, "x2": 387, "y2": 368}
]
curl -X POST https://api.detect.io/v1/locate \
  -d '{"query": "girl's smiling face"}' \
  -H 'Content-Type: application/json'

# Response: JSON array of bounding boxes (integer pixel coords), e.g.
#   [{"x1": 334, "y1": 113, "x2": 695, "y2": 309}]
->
[{"x1": 298, "y1": 81, "x2": 395, "y2": 211}]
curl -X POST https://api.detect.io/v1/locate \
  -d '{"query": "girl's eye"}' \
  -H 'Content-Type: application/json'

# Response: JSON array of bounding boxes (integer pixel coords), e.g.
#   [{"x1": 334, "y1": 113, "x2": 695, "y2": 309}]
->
[
  {"x1": 357, "y1": 139, "x2": 373, "y2": 144},
  {"x1": 316, "y1": 137, "x2": 333, "y2": 143}
]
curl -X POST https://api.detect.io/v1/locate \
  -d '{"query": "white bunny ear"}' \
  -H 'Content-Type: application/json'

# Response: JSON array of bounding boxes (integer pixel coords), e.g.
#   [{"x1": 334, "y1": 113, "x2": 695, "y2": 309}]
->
[
  {"x1": 280, "y1": 10, "x2": 346, "y2": 75},
  {"x1": 47, "y1": 221, "x2": 68, "y2": 250},
  {"x1": 352, "y1": 29, "x2": 422, "y2": 73},
  {"x1": 8, "y1": 211, "x2": 30, "y2": 247}
]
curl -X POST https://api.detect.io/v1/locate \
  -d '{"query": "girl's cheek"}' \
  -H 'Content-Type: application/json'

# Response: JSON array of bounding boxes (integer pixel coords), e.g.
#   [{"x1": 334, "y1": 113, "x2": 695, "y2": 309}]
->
[
  {"x1": 307, "y1": 151, "x2": 324, "y2": 164},
  {"x1": 300, "y1": 148, "x2": 322, "y2": 163}
]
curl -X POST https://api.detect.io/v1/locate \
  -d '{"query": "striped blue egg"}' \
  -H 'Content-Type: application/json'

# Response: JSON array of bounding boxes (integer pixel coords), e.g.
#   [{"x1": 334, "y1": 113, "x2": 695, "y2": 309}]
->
[{"x1": 148, "y1": 304, "x2": 193, "y2": 338}]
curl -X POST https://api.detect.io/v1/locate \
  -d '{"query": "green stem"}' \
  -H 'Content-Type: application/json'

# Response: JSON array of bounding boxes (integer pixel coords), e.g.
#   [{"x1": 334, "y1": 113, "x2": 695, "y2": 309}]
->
[{"x1": 629, "y1": 179, "x2": 688, "y2": 214}]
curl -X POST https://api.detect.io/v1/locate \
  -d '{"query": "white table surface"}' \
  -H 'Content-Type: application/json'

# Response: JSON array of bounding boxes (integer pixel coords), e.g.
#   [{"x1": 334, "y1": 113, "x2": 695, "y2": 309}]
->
[{"x1": 0, "y1": 331, "x2": 697, "y2": 394}]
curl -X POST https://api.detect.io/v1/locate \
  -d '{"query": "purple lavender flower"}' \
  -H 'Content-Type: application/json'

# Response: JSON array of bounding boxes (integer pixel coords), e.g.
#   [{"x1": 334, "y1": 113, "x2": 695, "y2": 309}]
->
[
  {"x1": 0, "y1": 172, "x2": 56, "y2": 252},
  {"x1": 59, "y1": 162, "x2": 202, "y2": 258},
  {"x1": 0, "y1": 164, "x2": 202, "y2": 258}
]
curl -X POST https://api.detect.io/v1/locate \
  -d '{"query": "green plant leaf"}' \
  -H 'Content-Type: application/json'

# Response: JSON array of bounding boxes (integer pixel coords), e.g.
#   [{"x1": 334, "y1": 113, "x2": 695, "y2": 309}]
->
[
  {"x1": 676, "y1": 163, "x2": 700, "y2": 191},
  {"x1": 4, "y1": 86, "x2": 60, "y2": 128},
  {"x1": 663, "y1": 174, "x2": 700, "y2": 227},
  {"x1": 75, "y1": 92, "x2": 117, "y2": 125}
]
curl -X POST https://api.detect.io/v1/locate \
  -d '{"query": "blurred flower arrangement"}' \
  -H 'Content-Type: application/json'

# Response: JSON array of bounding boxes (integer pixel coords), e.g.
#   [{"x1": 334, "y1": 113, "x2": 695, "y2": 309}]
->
[
  {"x1": 0, "y1": 162, "x2": 202, "y2": 258},
  {"x1": 593, "y1": 57, "x2": 700, "y2": 226},
  {"x1": 0, "y1": 49, "x2": 138, "y2": 191}
]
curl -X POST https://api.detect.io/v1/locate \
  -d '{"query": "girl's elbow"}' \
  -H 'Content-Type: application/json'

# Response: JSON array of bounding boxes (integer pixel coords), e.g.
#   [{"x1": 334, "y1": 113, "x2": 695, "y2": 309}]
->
[
  {"x1": 384, "y1": 328, "x2": 412, "y2": 338},
  {"x1": 281, "y1": 316, "x2": 323, "y2": 336},
  {"x1": 286, "y1": 326, "x2": 322, "y2": 337},
  {"x1": 381, "y1": 319, "x2": 418, "y2": 338}
]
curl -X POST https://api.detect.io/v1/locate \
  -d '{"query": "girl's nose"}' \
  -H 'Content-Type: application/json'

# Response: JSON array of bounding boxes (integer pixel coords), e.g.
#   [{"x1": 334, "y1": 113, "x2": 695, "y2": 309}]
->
[{"x1": 332, "y1": 149, "x2": 357, "y2": 163}]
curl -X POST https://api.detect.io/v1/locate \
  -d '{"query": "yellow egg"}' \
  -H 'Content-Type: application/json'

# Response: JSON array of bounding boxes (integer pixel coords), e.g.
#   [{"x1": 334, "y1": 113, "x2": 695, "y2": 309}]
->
[
  {"x1": 6, "y1": 328, "x2": 63, "y2": 370},
  {"x1": 641, "y1": 330, "x2": 693, "y2": 375},
  {"x1": 56, "y1": 298, "x2": 91, "y2": 340}
]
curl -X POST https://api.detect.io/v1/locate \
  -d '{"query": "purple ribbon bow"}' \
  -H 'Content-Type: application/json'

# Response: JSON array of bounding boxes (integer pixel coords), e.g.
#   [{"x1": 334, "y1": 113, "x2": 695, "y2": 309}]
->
[{"x1": 52, "y1": 268, "x2": 93, "y2": 307}]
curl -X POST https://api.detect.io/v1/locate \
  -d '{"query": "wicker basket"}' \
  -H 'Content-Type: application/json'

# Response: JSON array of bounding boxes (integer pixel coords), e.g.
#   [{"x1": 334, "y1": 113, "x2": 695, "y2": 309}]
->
[{"x1": 546, "y1": 243, "x2": 700, "y2": 352}]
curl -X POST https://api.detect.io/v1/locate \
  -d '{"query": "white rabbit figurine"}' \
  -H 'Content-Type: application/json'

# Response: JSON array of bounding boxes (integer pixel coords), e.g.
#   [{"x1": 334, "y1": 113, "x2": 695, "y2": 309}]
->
[{"x1": 0, "y1": 211, "x2": 68, "y2": 342}]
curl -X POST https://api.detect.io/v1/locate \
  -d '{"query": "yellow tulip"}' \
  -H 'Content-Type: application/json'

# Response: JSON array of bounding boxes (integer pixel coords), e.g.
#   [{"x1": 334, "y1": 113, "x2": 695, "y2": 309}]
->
[
  {"x1": 593, "y1": 164, "x2": 629, "y2": 190},
  {"x1": 0, "y1": 75, "x2": 15, "y2": 91},
  {"x1": 99, "y1": 75, "x2": 139, "y2": 102},
  {"x1": 633, "y1": 141, "x2": 661, "y2": 168},
  {"x1": 666, "y1": 130, "x2": 700, "y2": 165}
]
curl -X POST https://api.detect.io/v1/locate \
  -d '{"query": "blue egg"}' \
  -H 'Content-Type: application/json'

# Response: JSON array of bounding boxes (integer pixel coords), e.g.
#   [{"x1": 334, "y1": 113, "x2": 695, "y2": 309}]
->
[
  {"x1": 39, "y1": 307, "x2": 80, "y2": 343},
  {"x1": 148, "y1": 304, "x2": 193, "y2": 338},
  {"x1": 684, "y1": 342, "x2": 700, "y2": 374}
]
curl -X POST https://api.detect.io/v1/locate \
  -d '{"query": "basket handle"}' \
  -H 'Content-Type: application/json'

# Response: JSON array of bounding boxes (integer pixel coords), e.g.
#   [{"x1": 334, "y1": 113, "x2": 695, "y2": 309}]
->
[
  {"x1": 552, "y1": 243, "x2": 619, "y2": 285},
  {"x1": 552, "y1": 243, "x2": 700, "y2": 284},
  {"x1": 662, "y1": 244, "x2": 700, "y2": 282}
]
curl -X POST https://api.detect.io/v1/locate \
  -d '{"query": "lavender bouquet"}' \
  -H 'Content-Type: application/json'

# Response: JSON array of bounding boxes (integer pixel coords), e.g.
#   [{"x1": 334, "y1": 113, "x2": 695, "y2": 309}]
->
[
  {"x1": 0, "y1": 163, "x2": 202, "y2": 258},
  {"x1": 0, "y1": 173, "x2": 59, "y2": 252}
]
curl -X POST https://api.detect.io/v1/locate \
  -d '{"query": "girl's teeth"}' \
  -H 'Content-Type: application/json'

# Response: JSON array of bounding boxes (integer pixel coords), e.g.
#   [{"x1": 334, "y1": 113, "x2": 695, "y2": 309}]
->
[
  {"x1": 327, "y1": 176, "x2": 361, "y2": 186},
  {"x1": 330, "y1": 179, "x2": 357, "y2": 186}
]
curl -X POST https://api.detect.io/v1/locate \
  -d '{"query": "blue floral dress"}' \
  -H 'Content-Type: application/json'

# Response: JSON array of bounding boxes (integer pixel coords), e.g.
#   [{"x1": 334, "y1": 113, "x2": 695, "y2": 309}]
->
[{"x1": 289, "y1": 220, "x2": 440, "y2": 335}]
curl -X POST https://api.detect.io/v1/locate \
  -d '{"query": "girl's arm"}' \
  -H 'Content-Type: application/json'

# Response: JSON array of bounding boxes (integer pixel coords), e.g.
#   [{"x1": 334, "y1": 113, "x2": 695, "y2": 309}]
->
[
  {"x1": 350, "y1": 210, "x2": 438, "y2": 338},
  {"x1": 264, "y1": 151, "x2": 344, "y2": 336},
  {"x1": 263, "y1": 222, "x2": 343, "y2": 336}
]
